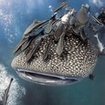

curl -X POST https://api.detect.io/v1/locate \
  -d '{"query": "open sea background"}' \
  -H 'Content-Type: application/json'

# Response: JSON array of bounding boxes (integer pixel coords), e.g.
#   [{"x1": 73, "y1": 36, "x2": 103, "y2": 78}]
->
[{"x1": 0, "y1": 0, "x2": 105, "y2": 105}]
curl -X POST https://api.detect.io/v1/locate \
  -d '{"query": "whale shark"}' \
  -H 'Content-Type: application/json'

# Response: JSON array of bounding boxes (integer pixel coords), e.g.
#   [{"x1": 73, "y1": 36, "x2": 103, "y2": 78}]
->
[{"x1": 11, "y1": 3, "x2": 105, "y2": 86}]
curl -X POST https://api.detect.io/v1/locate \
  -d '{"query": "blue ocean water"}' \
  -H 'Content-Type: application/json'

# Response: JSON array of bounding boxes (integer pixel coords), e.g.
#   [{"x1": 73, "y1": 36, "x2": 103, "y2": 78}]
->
[{"x1": 0, "y1": 0, "x2": 105, "y2": 105}]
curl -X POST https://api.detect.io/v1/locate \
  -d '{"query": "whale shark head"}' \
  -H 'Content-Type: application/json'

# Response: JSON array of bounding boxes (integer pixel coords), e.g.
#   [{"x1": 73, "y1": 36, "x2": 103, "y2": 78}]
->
[{"x1": 11, "y1": 28, "x2": 99, "y2": 86}]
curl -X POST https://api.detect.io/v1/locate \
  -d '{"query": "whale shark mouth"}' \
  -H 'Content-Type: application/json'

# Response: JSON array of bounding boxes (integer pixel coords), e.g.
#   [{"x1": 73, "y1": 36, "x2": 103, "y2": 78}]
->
[{"x1": 16, "y1": 69, "x2": 81, "y2": 86}]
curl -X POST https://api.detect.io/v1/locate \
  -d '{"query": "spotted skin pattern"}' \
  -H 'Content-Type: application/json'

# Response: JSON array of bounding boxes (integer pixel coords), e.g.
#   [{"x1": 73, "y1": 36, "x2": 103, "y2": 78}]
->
[{"x1": 12, "y1": 32, "x2": 98, "y2": 79}]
